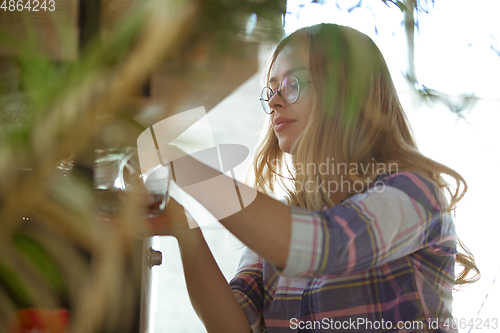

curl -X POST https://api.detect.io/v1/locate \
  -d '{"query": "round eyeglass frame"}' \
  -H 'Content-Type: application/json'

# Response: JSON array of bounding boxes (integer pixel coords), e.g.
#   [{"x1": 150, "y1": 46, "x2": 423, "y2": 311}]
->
[{"x1": 259, "y1": 75, "x2": 302, "y2": 114}]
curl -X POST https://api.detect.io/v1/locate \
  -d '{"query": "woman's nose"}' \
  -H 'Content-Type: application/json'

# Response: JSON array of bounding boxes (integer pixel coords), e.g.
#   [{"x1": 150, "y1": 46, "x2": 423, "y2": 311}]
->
[{"x1": 268, "y1": 90, "x2": 284, "y2": 111}]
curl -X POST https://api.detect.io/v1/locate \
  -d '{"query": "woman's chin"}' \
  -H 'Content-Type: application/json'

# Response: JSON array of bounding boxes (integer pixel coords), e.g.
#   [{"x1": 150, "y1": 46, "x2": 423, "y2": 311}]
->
[
  {"x1": 278, "y1": 140, "x2": 291, "y2": 154},
  {"x1": 279, "y1": 137, "x2": 302, "y2": 155}
]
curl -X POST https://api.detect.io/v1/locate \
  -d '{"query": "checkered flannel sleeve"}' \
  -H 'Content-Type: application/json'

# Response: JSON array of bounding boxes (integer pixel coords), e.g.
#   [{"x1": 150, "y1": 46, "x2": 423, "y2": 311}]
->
[
  {"x1": 229, "y1": 247, "x2": 267, "y2": 333},
  {"x1": 280, "y1": 172, "x2": 458, "y2": 278}
]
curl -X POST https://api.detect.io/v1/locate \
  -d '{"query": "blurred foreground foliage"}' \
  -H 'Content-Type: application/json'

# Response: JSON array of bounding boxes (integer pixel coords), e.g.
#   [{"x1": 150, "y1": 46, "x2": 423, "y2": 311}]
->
[{"x1": 0, "y1": 0, "x2": 282, "y2": 332}]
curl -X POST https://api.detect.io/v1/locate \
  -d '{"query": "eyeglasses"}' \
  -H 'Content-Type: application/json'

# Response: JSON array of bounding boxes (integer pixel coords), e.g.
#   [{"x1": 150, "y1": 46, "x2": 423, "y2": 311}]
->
[{"x1": 260, "y1": 75, "x2": 309, "y2": 114}]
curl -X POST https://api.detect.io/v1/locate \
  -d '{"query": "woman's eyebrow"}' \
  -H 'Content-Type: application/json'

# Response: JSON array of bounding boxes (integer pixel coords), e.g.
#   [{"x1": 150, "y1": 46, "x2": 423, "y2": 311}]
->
[{"x1": 269, "y1": 67, "x2": 308, "y2": 83}]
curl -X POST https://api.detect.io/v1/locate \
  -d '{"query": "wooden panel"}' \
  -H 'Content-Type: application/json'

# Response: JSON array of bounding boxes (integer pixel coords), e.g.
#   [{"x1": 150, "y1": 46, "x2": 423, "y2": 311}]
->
[
  {"x1": 100, "y1": 0, "x2": 135, "y2": 38},
  {"x1": 133, "y1": 40, "x2": 260, "y2": 127},
  {"x1": 0, "y1": 0, "x2": 79, "y2": 60}
]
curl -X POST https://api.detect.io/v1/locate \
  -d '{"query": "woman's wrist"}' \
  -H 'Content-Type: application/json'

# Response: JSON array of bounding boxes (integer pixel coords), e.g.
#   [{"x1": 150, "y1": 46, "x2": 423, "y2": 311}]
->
[
  {"x1": 175, "y1": 225, "x2": 202, "y2": 243},
  {"x1": 176, "y1": 227, "x2": 205, "y2": 261}
]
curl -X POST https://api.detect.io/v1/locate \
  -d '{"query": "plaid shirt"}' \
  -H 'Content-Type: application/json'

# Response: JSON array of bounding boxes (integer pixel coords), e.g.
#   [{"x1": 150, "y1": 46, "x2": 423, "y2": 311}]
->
[{"x1": 230, "y1": 172, "x2": 458, "y2": 333}]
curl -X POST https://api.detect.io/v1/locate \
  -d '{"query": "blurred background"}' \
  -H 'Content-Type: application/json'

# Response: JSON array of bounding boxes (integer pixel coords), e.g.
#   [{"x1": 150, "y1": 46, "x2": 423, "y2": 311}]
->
[{"x1": 0, "y1": 0, "x2": 498, "y2": 332}]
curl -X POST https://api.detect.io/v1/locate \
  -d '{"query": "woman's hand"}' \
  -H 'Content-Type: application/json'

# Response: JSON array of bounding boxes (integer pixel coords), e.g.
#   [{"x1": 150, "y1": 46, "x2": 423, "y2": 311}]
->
[{"x1": 148, "y1": 198, "x2": 194, "y2": 238}]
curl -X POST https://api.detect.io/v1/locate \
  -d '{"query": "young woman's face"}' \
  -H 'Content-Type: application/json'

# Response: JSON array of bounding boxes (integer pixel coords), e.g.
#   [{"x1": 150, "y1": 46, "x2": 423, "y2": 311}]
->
[{"x1": 269, "y1": 39, "x2": 313, "y2": 154}]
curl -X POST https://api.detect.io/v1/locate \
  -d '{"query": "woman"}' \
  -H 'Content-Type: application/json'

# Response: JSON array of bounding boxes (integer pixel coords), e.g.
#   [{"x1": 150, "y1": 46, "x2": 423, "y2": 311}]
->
[{"x1": 151, "y1": 24, "x2": 479, "y2": 332}]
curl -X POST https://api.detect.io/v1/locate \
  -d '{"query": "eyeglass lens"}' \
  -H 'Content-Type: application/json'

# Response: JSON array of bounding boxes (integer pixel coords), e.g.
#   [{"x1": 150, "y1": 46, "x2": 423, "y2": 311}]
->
[{"x1": 260, "y1": 75, "x2": 300, "y2": 114}]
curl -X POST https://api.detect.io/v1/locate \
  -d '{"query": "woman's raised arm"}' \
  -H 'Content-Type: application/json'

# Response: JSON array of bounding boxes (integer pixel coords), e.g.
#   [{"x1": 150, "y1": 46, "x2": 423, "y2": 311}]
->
[
  {"x1": 156, "y1": 144, "x2": 294, "y2": 270},
  {"x1": 151, "y1": 199, "x2": 252, "y2": 333}
]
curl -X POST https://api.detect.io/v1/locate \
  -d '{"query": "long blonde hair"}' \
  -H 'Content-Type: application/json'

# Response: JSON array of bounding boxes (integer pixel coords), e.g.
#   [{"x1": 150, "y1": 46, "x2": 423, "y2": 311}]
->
[{"x1": 253, "y1": 24, "x2": 479, "y2": 287}]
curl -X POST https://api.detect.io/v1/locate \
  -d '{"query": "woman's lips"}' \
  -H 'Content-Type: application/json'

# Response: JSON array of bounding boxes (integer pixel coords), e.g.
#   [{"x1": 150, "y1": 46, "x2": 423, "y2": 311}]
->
[{"x1": 274, "y1": 120, "x2": 296, "y2": 132}]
